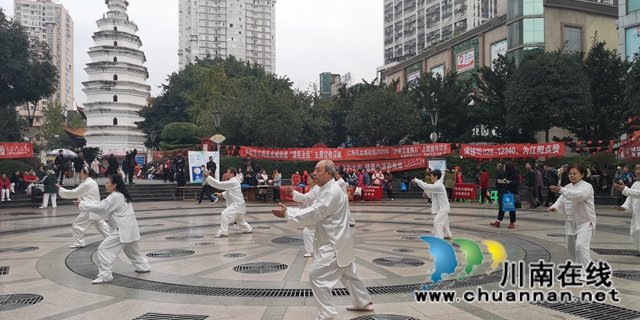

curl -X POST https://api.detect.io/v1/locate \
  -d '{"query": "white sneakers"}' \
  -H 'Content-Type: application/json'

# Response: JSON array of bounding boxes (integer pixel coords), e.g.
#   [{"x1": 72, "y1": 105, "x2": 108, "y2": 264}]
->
[
  {"x1": 69, "y1": 245, "x2": 86, "y2": 249},
  {"x1": 303, "y1": 253, "x2": 313, "y2": 258},
  {"x1": 212, "y1": 198, "x2": 219, "y2": 205},
  {"x1": 91, "y1": 277, "x2": 112, "y2": 284},
  {"x1": 346, "y1": 302, "x2": 374, "y2": 312}
]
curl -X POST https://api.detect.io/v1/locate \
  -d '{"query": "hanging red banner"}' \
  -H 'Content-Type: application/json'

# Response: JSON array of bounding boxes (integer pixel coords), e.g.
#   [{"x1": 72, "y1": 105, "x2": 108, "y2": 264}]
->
[
  {"x1": 622, "y1": 140, "x2": 640, "y2": 160},
  {"x1": 459, "y1": 143, "x2": 563, "y2": 159},
  {"x1": 335, "y1": 157, "x2": 427, "y2": 173},
  {"x1": 0, "y1": 142, "x2": 33, "y2": 159},
  {"x1": 239, "y1": 144, "x2": 451, "y2": 161}
]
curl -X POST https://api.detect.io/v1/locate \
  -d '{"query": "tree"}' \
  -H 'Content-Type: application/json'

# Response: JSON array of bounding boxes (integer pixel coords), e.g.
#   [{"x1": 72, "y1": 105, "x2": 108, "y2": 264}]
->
[
  {"x1": 40, "y1": 100, "x2": 71, "y2": 149},
  {"x1": 410, "y1": 71, "x2": 475, "y2": 142},
  {"x1": 473, "y1": 55, "x2": 535, "y2": 142},
  {"x1": 565, "y1": 37, "x2": 633, "y2": 141},
  {"x1": 346, "y1": 85, "x2": 421, "y2": 146},
  {"x1": 0, "y1": 10, "x2": 58, "y2": 124},
  {"x1": 68, "y1": 113, "x2": 86, "y2": 129},
  {"x1": 160, "y1": 122, "x2": 202, "y2": 150},
  {"x1": 181, "y1": 64, "x2": 230, "y2": 126},
  {"x1": 0, "y1": 106, "x2": 27, "y2": 142},
  {"x1": 505, "y1": 51, "x2": 592, "y2": 142}
]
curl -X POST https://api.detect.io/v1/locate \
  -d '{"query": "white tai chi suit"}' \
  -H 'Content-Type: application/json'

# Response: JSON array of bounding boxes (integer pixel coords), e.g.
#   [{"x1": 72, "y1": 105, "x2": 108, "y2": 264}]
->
[
  {"x1": 550, "y1": 180, "x2": 596, "y2": 278},
  {"x1": 293, "y1": 185, "x2": 320, "y2": 255},
  {"x1": 336, "y1": 178, "x2": 356, "y2": 226},
  {"x1": 285, "y1": 179, "x2": 372, "y2": 320},
  {"x1": 204, "y1": 176, "x2": 252, "y2": 236},
  {"x1": 619, "y1": 182, "x2": 640, "y2": 251},
  {"x1": 58, "y1": 177, "x2": 110, "y2": 247},
  {"x1": 79, "y1": 192, "x2": 151, "y2": 281},
  {"x1": 415, "y1": 174, "x2": 451, "y2": 239}
]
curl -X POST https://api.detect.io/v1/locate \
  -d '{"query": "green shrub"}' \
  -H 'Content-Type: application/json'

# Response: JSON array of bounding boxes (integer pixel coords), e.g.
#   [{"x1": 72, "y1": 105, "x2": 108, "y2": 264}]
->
[
  {"x1": 160, "y1": 122, "x2": 201, "y2": 150},
  {"x1": 0, "y1": 159, "x2": 32, "y2": 176}
]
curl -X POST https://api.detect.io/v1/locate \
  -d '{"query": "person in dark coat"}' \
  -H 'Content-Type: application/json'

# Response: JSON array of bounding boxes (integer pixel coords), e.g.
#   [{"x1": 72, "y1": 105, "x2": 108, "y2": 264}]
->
[
  {"x1": 54, "y1": 150, "x2": 67, "y2": 184},
  {"x1": 598, "y1": 170, "x2": 613, "y2": 196},
  {"x1": 122, "y1": 156, "x2": 129, "y2": 183},
  {"x1": 40, "y1": 170, "x2": 58, "y2": 208},
  {"x1": 543, "y1": 164, "x2": 559, "y2": 206},
  {"x1": 125, "y1": 149, "x2": 137, "y2": 184},
  {"x1": 73, "y1": 151, "x2": 86, "y2": 186},
  {"x1": 173, "y1": 167, "x2": 187, "y2": 198},
  {"x1": 106, "y1": 154, "x2": 119, "y2": 175},
  {"x1": 490, "y1": 162, "x2": 520, "y2": 229}
]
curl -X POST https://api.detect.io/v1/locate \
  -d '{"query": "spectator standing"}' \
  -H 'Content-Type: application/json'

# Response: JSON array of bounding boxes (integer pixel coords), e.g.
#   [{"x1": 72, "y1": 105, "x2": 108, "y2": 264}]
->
[
  {"x1": 73, "y1": 151, "x2": 86, "y2": 186},
  {"x1": 197, "y1": 165, "x2": 218, "y2": 205},
  {"x1": 495, "y1": 164, "x2": 505, "y2": 207},
  {"x1": 559, "y1": 164, "x2": 571, "y2": 187},
  {"x1": 490, "y1": 162, "x2": 520, "y2": 229},
  {"x1": 243, "y1": 156, "x2": 255, "y2": 172},
  {"x1": 301, "y1": 170, "x2": 310, "y2": 187},
  {"x1": 384, "y1": 169, "x2": 394, "y2": 201},
  {"x1": 91, "y1": 158, "x2": 101, "y2": 179},
  {"x1": 270, "y1": 168, "x2": 282, "y2": 202},
  {"x1": 125, "y1": 149, "x2": 137, "y2": 184},
  {"x1": 444, "y1": 168, "x2": 454, "y2": 200},
  {"x1": 256, "y1": 169, "x2": 269, "y2": 202},
  {"x1": 54, "y1": 150, "x2": 67, "y2": 185},
  {"x1": 36, "y1": 165, "x2": 47, "y2": 181},
  {"x1": 173, "y1": 167, "x2": 187, "y2": 198},
  {"x1": 599, "y1": 171, "x2": 613, "y2": 196},
  {"x1": 479, "y1": 167, "x2": 490, "y2": 205},
  {"x1": 525, "y1": 162, "x2": 539, "y2": 208},
  {"x1": 106, "y1": 154, "x2": 118, "y2": 176},
  {"x1": 122, "y1": 154, "x2": 129, "y2": 183},
  {"x1": 363, "y1": 170, "x2": 371, "y2": 186},
  {"x1": 40, "y1": 170, "x2": 58, "y2": 208},
  {"x1": 291, "y1": 171, "x2": 301, "y2": 186},
  {"x1": 371, "y1": 167, "x2": 384, "y2": 186},
  {"x1": 618, "y1": 165, "x2": 634, "y2": 206},
  {"x1": 535, "y1": 164, "x2": 544, "y2": 205},
  {"x1": 356, "y1": 169, "x2": 366, "y2": 202},
  {"x1": 1, "y1": 174, "x2": 11, "y2": 201},
  {"x1": 543, "y1": 164, "x2": 559, "y2": 207},
  {"x1": 206, "y1": 156, "x2": 217, "y2": 178},
  {"x1": 474, "y1": 164, "x2": 482, "y2": 185}
]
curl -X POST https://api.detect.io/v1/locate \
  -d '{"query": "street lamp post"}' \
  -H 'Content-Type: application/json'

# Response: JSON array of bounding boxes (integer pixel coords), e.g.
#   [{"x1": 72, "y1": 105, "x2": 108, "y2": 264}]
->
[
  {"x1": 211, "y1": 111, "x2": 222, "y2": 151},
  {"x1": 150, "y1": 131, "x2": 157, "y2": 151},
  {"x1": 429, "y1": 108, "x2": 439, "y2": 143}
]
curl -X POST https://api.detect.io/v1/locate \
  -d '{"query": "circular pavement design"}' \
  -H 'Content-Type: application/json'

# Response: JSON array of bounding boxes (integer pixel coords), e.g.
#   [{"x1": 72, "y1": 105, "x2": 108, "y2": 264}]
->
[{"x1": 63, "y1": 220, "x2": 551, "y2": 298}]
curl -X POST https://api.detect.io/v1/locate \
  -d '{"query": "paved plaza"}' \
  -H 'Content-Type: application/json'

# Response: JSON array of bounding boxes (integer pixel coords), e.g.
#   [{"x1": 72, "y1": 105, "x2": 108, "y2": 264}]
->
[{"x1": 1, "y1": 199, "x2": 640, "y2": 320}]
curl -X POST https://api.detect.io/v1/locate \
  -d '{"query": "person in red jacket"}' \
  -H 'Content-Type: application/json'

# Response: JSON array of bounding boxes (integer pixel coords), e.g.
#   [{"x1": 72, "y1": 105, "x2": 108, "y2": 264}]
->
[
  {"x1": 479, "y1": 167, "x2": 491, "y2": 205},
  {"x1": 1, "y1": 173, "x2": 11, "y2": 201},
  {"x1": 291, "y1": 171, "x2": 301, "y2": 186}
]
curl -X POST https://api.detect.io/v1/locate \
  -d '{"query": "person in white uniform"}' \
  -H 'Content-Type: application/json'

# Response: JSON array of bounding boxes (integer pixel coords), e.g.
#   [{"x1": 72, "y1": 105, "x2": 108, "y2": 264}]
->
[
  {"x1": 204, "y1": 167, "x2": 253, "y2": 238},
  {"x1": 335, "y1": 169, "x2": 356, "y2": 227},
  {"x1": 412, "y1": 169, "x2": 452, "y2": 240},
  {"x1": 57, "y1": 167, "x2": 110, "y2": 248},
  {"x1": 548, "y1": 163, "x2": 596, "y2": 280},
  {"x1": 75, "y1": 174, "x2": 151, "y2": 284},
  {"x1": 288, "y1": 175, "x2": 319, "y2": 258},
  {"x1": 272, "y1": 160, "x2": 373, "y2": 320},
  {"x1": 614, "y1": 163, "x2": 640, "y2": 252}
]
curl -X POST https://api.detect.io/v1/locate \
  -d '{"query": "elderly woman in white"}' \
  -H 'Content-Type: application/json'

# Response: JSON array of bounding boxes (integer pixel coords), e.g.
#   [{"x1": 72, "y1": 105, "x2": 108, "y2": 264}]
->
[
  {"x1": 76, "y1": 174, "x2": 151, "y2": 284},
  {"x1": 288, "y1": 175, "x2": 319, "y2": 258},
  {"x1": 614, "y1": 163, "x2": 640, "y2": 252},
  {"x1": 57, "y1": 167, "x2": 110, "y2": 248},
  {"x1": 548, "y1": 163, "x2": 596, "y2": 280}
]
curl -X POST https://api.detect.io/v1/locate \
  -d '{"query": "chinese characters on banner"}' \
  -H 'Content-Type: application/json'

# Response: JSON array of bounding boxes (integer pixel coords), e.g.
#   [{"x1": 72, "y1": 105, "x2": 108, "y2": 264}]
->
[
  {"x1": 335, "y1": 158, "x2": 427, "y2": 173},
  {"x1": 452, "y1": 183, "x2": 477, "y2": 201},
  {"x1": 623, "y1": 141, "x2": 640, "y2": 160},
  {"x1": 459, "y1": 143, "x2": 563, "y2": 159},
  {"x1": 364, "y1": 186, "x2": 383, "y2": 200},
  {"x1": 0, "y1": 142, "x2": 33, "y2": 159},
  {"x1": 240, "y1": 144, "x2": 451, "y2": 161}
]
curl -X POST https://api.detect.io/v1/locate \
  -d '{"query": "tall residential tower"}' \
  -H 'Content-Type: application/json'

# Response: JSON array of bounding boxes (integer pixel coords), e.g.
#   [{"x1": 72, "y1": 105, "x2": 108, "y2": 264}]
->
[
  {"x1": 178, "y1": 0, "x2": 276, "y2": 72},
  {"x1": 13, "y1": 0, "x2": 73, "y2": 138}
]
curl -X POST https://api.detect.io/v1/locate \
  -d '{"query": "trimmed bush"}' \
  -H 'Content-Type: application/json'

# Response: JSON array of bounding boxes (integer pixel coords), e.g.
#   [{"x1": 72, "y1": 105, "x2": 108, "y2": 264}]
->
[{"x1": 0, "y1": 159, "x2": 32, "y2": 177}]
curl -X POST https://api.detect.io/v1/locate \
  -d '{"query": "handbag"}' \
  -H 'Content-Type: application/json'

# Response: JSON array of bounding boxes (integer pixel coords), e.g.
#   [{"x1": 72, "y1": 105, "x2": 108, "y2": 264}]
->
[
  {"x1": 502, "y1": 192, "x2": 516, "y2": 211},
  {"x1": 354, "y1": 187, "x2": 362, "y2": 196},
  {"x1": 400, "y1": 182, "x2": 408, "y2": 191}
]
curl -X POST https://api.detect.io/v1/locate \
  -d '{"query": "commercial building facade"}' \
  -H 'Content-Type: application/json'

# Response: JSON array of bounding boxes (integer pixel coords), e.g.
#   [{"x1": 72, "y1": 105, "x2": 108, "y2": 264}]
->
[
  {"x1": 618, "y1": 0, "x2": 640, "y2": 60},
  {"x1": 178, "y1": 0, "x2": 276, "y2": 73}
]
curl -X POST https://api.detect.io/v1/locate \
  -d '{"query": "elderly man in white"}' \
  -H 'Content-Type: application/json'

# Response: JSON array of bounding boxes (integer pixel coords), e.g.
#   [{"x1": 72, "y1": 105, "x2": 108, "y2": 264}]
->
[
  {"x1": 204, "y1": 167, "x2": 252, "y2": 238},
  {"x1": 288, "y1": 175, "x2": 319, "y2": 258},
  {"x1": 272, "y1": 160, "x2": 373, "y2": 320},
  {"x1": 57, "y1": 167, "x2": 110, "y2": 248},
  {"x1": 614, "y1": 163, "x2": 640, "y2": 252},
  {"x1": 412, "y1": 169, "x2": 452, "y2": 240}
]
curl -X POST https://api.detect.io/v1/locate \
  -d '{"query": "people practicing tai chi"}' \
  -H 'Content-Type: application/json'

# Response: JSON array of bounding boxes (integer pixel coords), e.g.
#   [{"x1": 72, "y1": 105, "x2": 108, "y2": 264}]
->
[
  {"x1": 57, "y1": 167, "x2": 110, "y2": 248},
  {"x1": 272, "y1": 160, "x2": 373, "y2": 320},
  {"x1": 335, "y1": 168, "x2": 356, "y2": 227},
  {"x1": 288, "y1": 174, "x2": 319, "y2": 258},
  {"x1": 412, "y1": 169, "x2": 452, "y2": 240},
  {"x1": 75, "y1": 174, "x2": 151, "y2": 284},
  {"x1": 204, "y1": 168, "x2": 253, "y2": 238},
  {"x1": 548, "y1": 163, "x2": 596, "y2": 281},
  {"x1": 614, "y1": 163, "x2": 640, "y2": 253}
]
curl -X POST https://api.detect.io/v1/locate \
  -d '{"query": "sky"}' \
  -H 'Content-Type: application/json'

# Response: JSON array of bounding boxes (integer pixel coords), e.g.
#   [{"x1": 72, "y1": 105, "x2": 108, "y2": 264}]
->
[{"x1": 0, "y1": 0, "x2": 383, "y2": 107}]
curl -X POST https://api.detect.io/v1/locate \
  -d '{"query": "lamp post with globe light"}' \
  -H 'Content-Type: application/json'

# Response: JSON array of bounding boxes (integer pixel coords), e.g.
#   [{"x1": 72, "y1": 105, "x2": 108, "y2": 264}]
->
[
  {"x1": 430, "y1": 108, "x2": 439, "y2": 143},
  {"x1": 211, "y1": 111, "x2": 224, "y2": 152}
]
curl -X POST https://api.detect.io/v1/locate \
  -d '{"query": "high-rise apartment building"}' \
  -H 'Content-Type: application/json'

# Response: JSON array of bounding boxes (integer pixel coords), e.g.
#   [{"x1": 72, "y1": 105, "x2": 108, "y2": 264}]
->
[
  {"x1": 178, "y1": 0, "x2": 277, "y2": 73},
  {"x1": 13, "y1": 0, "x2": 74, "y2": 135},
  {"x1": 382, "y1": 0, "x2": 504, "y2": 67}
]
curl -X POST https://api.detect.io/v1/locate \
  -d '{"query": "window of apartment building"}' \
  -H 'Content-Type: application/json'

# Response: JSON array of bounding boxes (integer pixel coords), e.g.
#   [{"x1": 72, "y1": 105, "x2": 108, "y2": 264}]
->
[
  {"x1": 563, "y1": 26, "x2": 582, "y2": 53},
  {"x1": 113, "y1": 57, "x2": 117, "y2": 62},
  {"x1": 113, "y1": 118, "x2": 118, "y2": 125},
  {"x1": 113, "y1": 95, "x2": 118, "y2": 102},
  {"x1": 114, "y1": 26, "x2": 118, "y2": 31},
  {"x1": 523, "y1": 18, "x2": 544, "y2": 45},
  {"x1": 114, "y1": 41, "x2": 118, "y2": 46},
  {"x1": 629, "y1": 0, "x2": 640, "y2": 12}
]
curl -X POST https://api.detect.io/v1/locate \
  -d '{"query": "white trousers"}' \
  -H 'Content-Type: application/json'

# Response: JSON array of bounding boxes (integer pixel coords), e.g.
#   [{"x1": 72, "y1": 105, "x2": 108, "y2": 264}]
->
[
  {"x1": 631, "y1": 228, "x2": 640, "y2": 251},
  {"x1": 310, "y1": 259, "x2": 372, "y2": 320},
  {"x1": 97, "y1": 230, "x2": 151, "y2": 280},
  {"x1": 566, "y1": 225, "x2": 593, "y2": 276},
  {"x1": 348, "y1": 209, "x2": 356, "y2": 226},
  {"x1": 218, "y1": 206, "x2": 252, "y2": 235},
  {"x1": 71, "y1": 213, "x2": 110, "y2": 246},
  {"x1": 73, "y1": 171, "x2": 81, "y2": 185},
  {"x1": 303, "y1": 227, "x2": 314, "y2": 254},
  {"x1": 42, "y1": 193, "x2": 57, "y2": 208},
  {"x1": 1, "y1": 189, "x2": 10, "y2": 200},
  {"x1": 433, "y1": 211, "x2": 452, "y2": 239}
]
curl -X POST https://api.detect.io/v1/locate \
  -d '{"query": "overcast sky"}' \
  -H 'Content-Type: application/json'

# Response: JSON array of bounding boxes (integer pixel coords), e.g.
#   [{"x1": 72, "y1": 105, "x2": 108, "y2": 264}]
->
[{"x1": 0, "y1": 0, "x2": 383, "y2": 107}]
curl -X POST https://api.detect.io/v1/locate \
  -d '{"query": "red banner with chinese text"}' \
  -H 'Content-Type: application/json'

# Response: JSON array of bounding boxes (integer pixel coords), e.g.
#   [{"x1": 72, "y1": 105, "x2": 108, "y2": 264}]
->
[
  {"x1": 459, "y1": 143, "x2": 563, "y2": 159},
  {"x1": 0, "y1": 142, "x2": 33, "y2": 159},
  {"x1": 364, "y1": 186, "x2": 383, "y2": 200},
  {"x1": 622, "y1": 140, "x2": 640, "y2": 160},
  {"x1": 336, "y1": 158, "x2": 427, "y2": 173},
  {"x1": 239, "y1": 144, "x2": 451, "y2": 161},
  {"x1": 452, "y1": 183, "x2": 477, "y2": 201}
]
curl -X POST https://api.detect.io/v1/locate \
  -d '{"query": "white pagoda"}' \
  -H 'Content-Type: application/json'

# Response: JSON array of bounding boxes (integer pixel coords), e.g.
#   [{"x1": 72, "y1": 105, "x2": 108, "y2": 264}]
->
[{"x1": 82, "y1": 0, "x2": 150, "y2": 152}]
